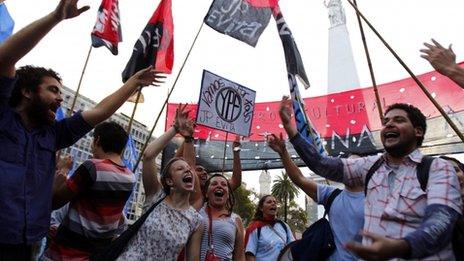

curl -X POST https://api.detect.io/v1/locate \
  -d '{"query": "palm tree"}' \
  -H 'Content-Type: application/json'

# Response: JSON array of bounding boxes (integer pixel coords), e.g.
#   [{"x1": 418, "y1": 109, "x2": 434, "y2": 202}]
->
[{"x1": 271, "y1": 171, "x2": 299, "y2": 222}]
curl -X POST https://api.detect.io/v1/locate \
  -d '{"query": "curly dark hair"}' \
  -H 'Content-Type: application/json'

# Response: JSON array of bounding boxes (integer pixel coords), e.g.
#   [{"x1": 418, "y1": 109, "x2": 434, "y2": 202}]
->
[
  {"x1": 204, "y1": 173, "x2": 235, "y2": 215},
  {"x1": 9, "y1": 65, "x2": 62, "y2": 107},
  {"x1": 252, "y1": 194, "x2": 275, "y2": 221},
  {"x1": 385, "y1": 103, "x2": 427, "y2": 146}
]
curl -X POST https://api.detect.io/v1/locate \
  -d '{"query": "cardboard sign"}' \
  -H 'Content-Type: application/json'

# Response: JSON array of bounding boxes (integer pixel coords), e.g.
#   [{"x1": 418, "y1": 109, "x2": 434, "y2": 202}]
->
[{"x1": 196, "y1": 70, "x2": 256, "y2": 136}]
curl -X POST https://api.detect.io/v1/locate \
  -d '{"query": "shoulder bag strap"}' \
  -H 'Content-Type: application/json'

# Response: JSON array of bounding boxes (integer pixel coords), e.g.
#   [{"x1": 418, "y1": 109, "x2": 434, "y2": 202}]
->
[
  {"x1": 364, "y1": 157, "x2": 385, "y2": 195},
  {"x1": 323, "y1": 188, "x2": 342, "y2": 218}
]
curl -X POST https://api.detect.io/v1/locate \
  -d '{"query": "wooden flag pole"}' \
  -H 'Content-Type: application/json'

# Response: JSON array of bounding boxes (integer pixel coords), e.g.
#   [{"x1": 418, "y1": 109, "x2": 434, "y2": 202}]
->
[
  {"x1": 126, "y1": 88, "x2": 142, "y2": 133},
  {"x1": 345, "y1": 0, "x2": 464, "y2": 143},
  {"x1": 69, "y1": 45, "x2": 93, "y2": 116},
  {"x1": 221, "y1": 132, "x2": 229, "y2": 174},
  {"x1": 353, "y1": 0, "x2": 383, "y2": 121},
  {"x1": 132, "y1": 22, "x2": 205, "y2": 172}
]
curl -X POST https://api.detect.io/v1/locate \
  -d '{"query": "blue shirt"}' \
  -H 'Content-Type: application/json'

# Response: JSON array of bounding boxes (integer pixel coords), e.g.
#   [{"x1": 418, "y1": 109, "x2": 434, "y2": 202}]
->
[
  {"x1": 317, "y1": 184, "x2": 364, "y2": 261},
  {"x1": 0, "y1": 76, "x2": 93, "y2": 244},
  {"x1": 245, "y1": 222, "x2": 294, "y2": 261}
]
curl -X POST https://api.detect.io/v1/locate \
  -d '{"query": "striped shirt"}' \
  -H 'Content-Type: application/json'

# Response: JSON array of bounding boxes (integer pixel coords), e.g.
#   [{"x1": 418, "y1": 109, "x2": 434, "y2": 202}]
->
[
  {"x1": 45, "y1": 159, "x2": 135, "y2": 260},
  {"x1": 199, "y1": 206, "x2": 239, "y2": 261}
]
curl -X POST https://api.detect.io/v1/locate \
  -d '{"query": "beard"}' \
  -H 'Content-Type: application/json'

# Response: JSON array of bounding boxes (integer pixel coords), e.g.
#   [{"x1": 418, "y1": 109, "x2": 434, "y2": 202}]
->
[
  {"x1": 383, "y1": 139, "x2": 417, "y2": 158},
  {"x1": 26, "y1": 96, "x2": 55, "y2": 126}
]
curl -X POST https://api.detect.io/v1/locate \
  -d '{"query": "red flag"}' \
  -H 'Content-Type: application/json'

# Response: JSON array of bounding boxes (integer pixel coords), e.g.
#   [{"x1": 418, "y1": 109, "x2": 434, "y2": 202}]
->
[
  {"x1": 244, "y1": 0, "x2": 279, "y2": 8},
  {"x1": 91, "y1": 0, "x2": 122, "y2": 55},
  {"x1": 122, "y1": 0, "x2": 173, "y2": 81}
]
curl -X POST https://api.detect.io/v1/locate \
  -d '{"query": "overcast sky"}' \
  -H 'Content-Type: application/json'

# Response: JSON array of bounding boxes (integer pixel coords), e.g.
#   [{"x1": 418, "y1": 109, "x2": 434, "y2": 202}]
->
[{"x1": 6, "y1": 0, "x2": 464, "y2": 205}]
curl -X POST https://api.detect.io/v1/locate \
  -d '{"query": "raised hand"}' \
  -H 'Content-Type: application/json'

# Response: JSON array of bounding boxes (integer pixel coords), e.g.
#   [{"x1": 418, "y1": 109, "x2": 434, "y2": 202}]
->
[
  {"x1": 420, "y1": 39, "x2": 457, "y2": 76},
  {"x1": 279, "y1": 95, "x2": 293, "y2": 125},
  {"x1": 174, "y1": 104, "x2": 194, "y2": 137},
  {"x1": 268, "y1": 133, "x2": 286, "y2": 155},
  {"x1": 56, "y1": 155, "x2": 73, "y2": 174},
  {"x1": 54, "y1": 0, "x2": 90, "y2": 21},
  {"x1": 127, "y1": 66, "x2": 166, "y2": 87}
]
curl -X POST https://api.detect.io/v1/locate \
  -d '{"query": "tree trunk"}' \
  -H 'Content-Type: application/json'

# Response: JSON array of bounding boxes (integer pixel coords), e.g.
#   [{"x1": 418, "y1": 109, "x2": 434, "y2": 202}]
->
[{"x1": 284, "y1": 194, "x2": 288, "y2": 222}]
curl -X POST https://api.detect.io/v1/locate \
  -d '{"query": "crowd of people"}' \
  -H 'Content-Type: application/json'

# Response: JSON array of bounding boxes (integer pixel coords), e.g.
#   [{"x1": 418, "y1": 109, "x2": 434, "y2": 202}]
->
[{"x1": 1, "y1": 0, "x2": 464, "y2": 260}]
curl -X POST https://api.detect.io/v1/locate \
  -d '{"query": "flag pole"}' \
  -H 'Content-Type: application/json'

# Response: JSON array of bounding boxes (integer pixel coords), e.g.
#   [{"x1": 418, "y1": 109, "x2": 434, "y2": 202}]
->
[
  {"x1": 132, "y1": 22, "x2": 205, "y2": 172},
  {"x1": 353, "y1": 0, "x2": 383, "y2": 121},
  {"x1": 126, "y1": 88, "x2": 142, "y2": 133},
  {"x1": 221, "y1": 132, "x2": 229, "y2": 174},
  {"x1": 345, "y1": 0, "x2": 464, "y2": 143},
  {"x1": 69, "y1": 45, "x2": 93, "y2": 116}
]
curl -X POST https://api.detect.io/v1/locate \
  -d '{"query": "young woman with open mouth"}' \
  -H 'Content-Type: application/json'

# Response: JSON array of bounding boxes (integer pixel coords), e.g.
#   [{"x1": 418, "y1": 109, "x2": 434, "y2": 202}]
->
[
  {"x1": 117, "y1": 105, "x2": 203, "y2": 260},
  {"x1": 196, "y1": 173, "x2": 245, "y2": 261},
  {"x1": 245, "y1": 195, "x2": 294, "y2": 261}
]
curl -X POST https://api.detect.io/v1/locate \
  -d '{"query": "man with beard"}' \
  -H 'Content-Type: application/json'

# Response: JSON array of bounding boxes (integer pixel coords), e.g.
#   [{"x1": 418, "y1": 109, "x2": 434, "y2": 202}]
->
[
  {"x1": 0, "y1": 1, "x2": 164, "y2": 259},
  {"x1": 278, "y1": 96, "x2": 462, "y2": 260}
]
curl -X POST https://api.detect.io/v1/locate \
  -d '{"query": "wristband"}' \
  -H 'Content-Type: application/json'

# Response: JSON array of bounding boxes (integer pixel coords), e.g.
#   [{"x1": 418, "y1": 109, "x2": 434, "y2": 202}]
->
[{"x1": 233, "y1": 146, "x2": 241, "y2": 152}]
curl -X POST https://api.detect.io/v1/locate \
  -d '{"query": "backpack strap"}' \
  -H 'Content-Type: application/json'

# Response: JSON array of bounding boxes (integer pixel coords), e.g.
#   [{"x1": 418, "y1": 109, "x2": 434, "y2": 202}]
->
[
  {"x1": 416, "y1": 156, "x2": 434, "y2": 191},
  {"x1": 257, "y1": 220, "x2": 289, "y2": 241},
  {"x1": 323, "y1": 188, "x2": 342, "y2": 218},
  {"x1": 364, "y1": 157, "x2": 385, "y2": 195},
  {"x1": 277, "y1": 220, "x2": 289, "y2": 242}
]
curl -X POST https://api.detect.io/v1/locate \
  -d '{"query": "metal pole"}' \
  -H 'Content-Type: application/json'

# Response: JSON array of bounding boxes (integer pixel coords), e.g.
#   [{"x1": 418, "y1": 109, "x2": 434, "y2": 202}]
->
[{"x1": 221, "y1": 132, "x2": 229, "y2": 174}]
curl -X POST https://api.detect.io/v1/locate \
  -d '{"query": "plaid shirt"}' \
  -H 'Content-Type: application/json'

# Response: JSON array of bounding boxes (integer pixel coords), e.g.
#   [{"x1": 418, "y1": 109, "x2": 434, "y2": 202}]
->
[
  {"x1": 290, "y1": 134, "x2": 462, "y2": 260},
  {"x1": 343, "y1": 150, "x2": 462, "y2": 260}
]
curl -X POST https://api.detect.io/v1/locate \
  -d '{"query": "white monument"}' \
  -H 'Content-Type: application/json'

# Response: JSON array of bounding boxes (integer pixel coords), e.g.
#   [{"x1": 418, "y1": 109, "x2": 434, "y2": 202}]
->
[
  {"x1": 259, "y1": 169, "x2": 272, "y2": 196},
  {"x1": 325, "y1": 0, "x2": 360, "y2": 93}
]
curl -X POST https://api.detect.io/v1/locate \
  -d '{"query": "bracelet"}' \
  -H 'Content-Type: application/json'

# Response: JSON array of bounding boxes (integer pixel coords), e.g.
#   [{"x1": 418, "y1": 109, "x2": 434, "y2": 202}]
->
[{"x1": 184, "y1": 136, "x2": 194, "y2": 143}]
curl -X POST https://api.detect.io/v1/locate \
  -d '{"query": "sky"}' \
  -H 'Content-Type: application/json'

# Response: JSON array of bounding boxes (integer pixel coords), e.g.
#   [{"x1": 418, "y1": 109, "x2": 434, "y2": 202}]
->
[{"x1": 5, "y1": 0, "x2": 464, "y2": 207}]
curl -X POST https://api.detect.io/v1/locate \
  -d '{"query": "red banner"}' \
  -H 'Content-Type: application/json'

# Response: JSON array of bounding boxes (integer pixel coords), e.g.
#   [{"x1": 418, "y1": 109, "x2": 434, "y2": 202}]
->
[{"x1": 167, "y1": 63, "x2": 464, "y2": 143}]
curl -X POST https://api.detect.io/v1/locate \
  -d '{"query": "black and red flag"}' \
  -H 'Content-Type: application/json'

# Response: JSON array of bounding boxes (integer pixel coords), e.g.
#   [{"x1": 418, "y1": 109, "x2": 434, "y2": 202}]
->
[
  {"x1": 204, "y1": 0, "x2": 278, "y2": 47},
  {"x1": 91, "y1": 0, "x2": 122, "y2": 55},
  {"x1": 122, "y1": 0, "x2": 174, "y2": 82}
]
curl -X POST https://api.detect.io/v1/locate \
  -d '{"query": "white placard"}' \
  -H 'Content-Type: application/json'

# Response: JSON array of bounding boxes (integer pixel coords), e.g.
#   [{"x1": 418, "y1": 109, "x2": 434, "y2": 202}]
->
[{"x1": 196, "y1": 70, "x2": 256, "y2": 137}]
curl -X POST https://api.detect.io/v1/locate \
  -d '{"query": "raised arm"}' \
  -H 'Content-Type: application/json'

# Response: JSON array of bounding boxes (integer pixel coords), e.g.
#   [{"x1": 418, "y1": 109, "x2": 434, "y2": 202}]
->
[
  {"x1": 268, "y1": 133, "x2": 317, "y2": 201},
  {"x1": 0, "y1": 0, "x2": 89, "y2": 77},
  {"x1": 81, "y1": 66, "x2": 165, "y2": 126},
  {"x1": 279, "y1": 96, "x2": 344, "y2": 183},
  {"x1": 180, "y1": 123, "x2": 204, "y2": 210},
  {"x1": 420, "y1": 39, "x2": 464, "y2": 89},
  {"x1": 142, "y1": 104, "x2": 192, "y2": 197},
  {"x1": 229, "y1": 136, "x2": 242, "y2": 192}
]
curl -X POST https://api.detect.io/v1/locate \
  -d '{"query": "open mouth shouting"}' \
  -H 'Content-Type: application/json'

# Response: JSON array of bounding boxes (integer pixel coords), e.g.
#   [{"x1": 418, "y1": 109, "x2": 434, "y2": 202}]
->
[
  {"x1": 48, "y1": 102, "x2": 61, "y2": 118},
  {"x1": 214, "y1": 189, "x2": 225, "y2": 198},
  {"x1": 382, "y1": 130, "x2": 401, "y2": 145},
  {"x1": 182, "y1": 174, "x2": 194, "y2": 190}
]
